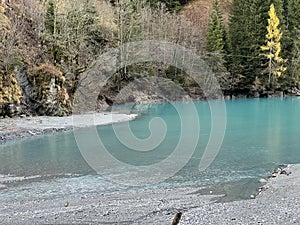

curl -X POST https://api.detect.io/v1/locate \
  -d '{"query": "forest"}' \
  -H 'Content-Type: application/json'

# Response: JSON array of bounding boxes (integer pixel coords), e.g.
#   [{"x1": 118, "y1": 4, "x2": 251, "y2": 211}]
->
[{"x1": 1, "y1": 0, "x2": 300, "y2": 117}]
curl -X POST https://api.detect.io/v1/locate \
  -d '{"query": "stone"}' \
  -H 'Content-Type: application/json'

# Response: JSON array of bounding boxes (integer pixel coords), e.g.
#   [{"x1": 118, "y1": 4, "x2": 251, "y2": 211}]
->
[
  {"x1": 20, "y1": 114, "x2": 26, "y2": 118},
  {"x1": 64, "y1": 201, "x2": 69, "y2": 207},
  {"x1": 254, "y1": 91, "x2": 260, "y2": 98},
  {"x1": 0, "y1": 103, "x2": 21, "y2": 117},
  {"x1": 280, "y1": 170, "x2": 292, "y2": 176},
  {"x1": 259, "y1": 178, "x2": 268, "y2": 184},
  {"x1": 273, "y1": 167, "x2": 282, "y2": 173}
]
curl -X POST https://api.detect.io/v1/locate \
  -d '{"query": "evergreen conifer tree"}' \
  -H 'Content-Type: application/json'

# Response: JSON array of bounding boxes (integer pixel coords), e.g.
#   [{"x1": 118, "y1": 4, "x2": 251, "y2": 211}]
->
[
  {"x1": 281, "y1": 0, "x2": 300, "y2": 86},
  {"x1": 228, "y1": 0, "x2": 273, "y2": 92},
  {"x1": 45, "y1": 0, "x2": 56, "y2": 34},
  {"x1": 44, "y1": 0, "x2": 62, "y2": 64},
  {"x1": 206, "y1": 0, "x2": 225, "y2": 52},
  {"x1": 205, "y1": 0, "x2": 230, "y2": 91},
  {"x1": 272, "y1": 0, "x2": 284, "y2": 22},
  {"x1": 158, "y1": 0, "x2": 181, "y2": 12}
]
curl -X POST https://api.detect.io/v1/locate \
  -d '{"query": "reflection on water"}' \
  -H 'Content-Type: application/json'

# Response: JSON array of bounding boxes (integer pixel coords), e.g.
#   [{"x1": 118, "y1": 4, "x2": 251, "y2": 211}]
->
[
  {"x1": 0, "y1": 132, "x2": 94, "y2": 177},
  {"x1": 0, "y1": 97, "x2": 300, "y2": 199}
]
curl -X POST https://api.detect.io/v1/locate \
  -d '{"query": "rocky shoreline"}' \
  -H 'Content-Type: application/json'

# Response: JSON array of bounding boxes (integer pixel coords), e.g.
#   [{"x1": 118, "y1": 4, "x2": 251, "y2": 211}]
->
[{"x1": 0, "y1": 164, "x2": 299, "y2": 224}]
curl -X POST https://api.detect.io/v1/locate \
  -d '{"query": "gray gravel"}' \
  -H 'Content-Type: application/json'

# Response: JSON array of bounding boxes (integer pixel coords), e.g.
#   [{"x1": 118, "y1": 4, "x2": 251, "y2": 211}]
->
[
  {"x1": 0, "y1": 165, "x2": 299, "y2": 224},
  {"x1": 180, "y1": 164, "x2": 300, "y2": 225},
  {"x1": 0, "y1": 113, "x2": 137, "y2": 143}
]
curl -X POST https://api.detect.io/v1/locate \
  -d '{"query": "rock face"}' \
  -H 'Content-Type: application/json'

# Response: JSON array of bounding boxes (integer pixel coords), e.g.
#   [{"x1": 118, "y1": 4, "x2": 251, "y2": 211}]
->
[
  {"x1": 0, "y1": 103, "x2": 21, "y2": 118},
  {"x1": 0, "y1": 70, "x2": 23, "y2": 117},
  {"x1": 98, "y1": 77, "x2": 191, "y2": 110},
  {"x1": 287, "y1": 87, "x2": 300, "y2": 96},
  {"x1": 14, "y1": 64, "x2": 71, "y2": 117},
  {"x1": 15, "y1": 66, "x2": 35, "y2": 107}
]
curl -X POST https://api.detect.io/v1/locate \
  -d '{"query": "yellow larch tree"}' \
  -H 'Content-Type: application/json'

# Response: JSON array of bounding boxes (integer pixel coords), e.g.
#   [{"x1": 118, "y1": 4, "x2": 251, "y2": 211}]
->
[{"x1": 261, "y1": 4, "x2": 286, "y2": 88}]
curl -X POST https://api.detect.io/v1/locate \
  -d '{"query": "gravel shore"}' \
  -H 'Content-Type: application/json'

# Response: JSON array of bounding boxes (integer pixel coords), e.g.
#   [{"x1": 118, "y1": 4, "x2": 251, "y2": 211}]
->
[
  {"x1": 0, "y1": 165, "x2": 299, "y2": 224},
  {"x1": 0, "y1": 112, "x2": 137, "y2": 144}
]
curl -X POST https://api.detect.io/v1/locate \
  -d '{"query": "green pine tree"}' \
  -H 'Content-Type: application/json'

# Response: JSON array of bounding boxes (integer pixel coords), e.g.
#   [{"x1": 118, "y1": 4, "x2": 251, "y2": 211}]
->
[
  {"x1": 288, "y1": 29, "x2": 300, "y2": 81},
  {"x1": 279, "y1": 29, "x2": 300, "y2": 90},
  {"x1": 272, "y1": 0, "x2": 284, "y2": 22},
  {"x1": 44, "y1": 0, "x2": 62, "y2": 64},
  {"x1": 45, "y1": 0, "x2": 56, "y2": 35},
  {"x1": 146, "y1": 0, "x2": 181, "y2": 12},
  {"x1": 206, "y1": 0, "x2": 226, "y2": 52},
  {"x1": 228, "y1": 0, "x2": 272, "y2": 93},
  {"x1": 156, "y1": 0, "x2": 181, "y2": 12},
  {"x1": 205, "y1": 0, "x2": 230, "y2": 91},
  {"x1": 206, "y1": 15, "x2": 223, "y2": 52},
  {"x1": 280, "y1": 0, "x2": 300, "y2": 87}
]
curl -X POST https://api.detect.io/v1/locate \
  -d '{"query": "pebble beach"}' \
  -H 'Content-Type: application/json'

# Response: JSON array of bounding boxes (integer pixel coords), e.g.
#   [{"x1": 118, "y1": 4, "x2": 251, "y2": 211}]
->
[{"x1": 0, "y1": 164, "x2": 299, "y2": 224}]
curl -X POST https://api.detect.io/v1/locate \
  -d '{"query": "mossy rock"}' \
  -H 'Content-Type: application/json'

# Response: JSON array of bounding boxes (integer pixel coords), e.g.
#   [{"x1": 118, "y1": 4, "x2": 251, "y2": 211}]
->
[
  {"x1": 28, "y1": 64, "x2": 72, "y2": 116},
  {"x1": 0, "y1": 72, "x2": 22, "y2": 105},
  {"x1": 29, "y1": 64, "x2": 65, "y2": 85}
]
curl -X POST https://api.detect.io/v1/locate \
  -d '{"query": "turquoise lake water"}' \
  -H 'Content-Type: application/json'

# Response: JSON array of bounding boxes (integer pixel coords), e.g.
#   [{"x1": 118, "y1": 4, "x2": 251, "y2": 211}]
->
[{"x1": 0, "y1": 97, "x2": 300, "y2": 200}]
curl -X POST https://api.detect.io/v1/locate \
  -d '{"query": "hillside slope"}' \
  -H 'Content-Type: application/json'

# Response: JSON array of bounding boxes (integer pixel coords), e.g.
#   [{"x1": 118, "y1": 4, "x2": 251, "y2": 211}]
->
[
  {"x1": 180, "y1": 0, "x2": 232, "y2": 35},
  {"x1": 0, "y1": 0, "x2": 234, "y2": 117}
]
